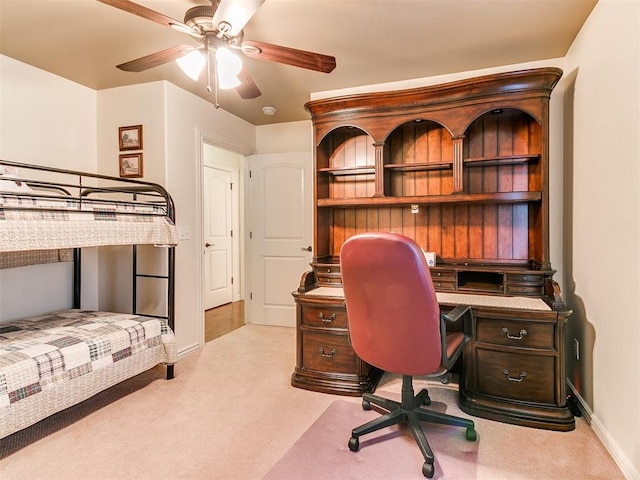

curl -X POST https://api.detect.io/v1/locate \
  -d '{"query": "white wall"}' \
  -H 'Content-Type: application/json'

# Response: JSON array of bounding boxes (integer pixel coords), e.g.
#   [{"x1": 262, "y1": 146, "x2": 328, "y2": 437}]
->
[
  {"x1": 256, "y1": 120, "x2": 313, "y2": 154},
  {"x1": 563, "y1": 1, "x2": 640, "y2": 478},
  {"x1": 0, "y1": 55, "x2": 99, "y2": 320},
  {"x1": 0, "y1": 57, "x2": 257, "y2": 354},
  {"x1": 95, "y1": 81, "x2": 255, "y2": 354},
  {"x1": 164, "y1": 82, "x2": 255, "y2": 354},
  {"x1": 96, "y1": 82, "x2": 169, "y2": 316}
]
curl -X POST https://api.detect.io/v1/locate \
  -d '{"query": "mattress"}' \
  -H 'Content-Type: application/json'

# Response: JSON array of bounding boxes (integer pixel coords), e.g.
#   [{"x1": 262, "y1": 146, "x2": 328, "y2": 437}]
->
[
  {"x1": 0, "y1": 193, "x2": 177, "y2": 252},
  {"x1": 0, "y1": 309, "x2": 177, "y2": 438}
]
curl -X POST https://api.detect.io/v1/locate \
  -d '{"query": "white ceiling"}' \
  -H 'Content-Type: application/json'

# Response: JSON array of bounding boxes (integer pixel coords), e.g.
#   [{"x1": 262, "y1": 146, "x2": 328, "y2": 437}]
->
[{"x1": 0, "y1": 0, "x2": 597, "y2": 126}]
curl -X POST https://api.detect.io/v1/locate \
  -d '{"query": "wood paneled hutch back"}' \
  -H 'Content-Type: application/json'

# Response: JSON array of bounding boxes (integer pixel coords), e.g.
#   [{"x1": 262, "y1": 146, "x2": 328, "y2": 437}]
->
[{"x1": 292, "y1": 68, "x2": 574, "y2": 431}]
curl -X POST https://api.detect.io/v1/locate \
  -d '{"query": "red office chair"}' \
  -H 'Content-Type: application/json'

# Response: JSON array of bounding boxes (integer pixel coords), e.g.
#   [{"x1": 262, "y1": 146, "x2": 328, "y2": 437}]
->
[{"x1": 340, "y1": 232, "x2": 477, "y2": 479}]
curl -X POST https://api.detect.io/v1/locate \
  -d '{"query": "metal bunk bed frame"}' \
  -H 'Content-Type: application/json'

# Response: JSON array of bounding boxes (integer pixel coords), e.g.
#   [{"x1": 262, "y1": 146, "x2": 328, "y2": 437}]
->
[{"x1": 1, "y1": 160, "x2": 176, "y2": 379}]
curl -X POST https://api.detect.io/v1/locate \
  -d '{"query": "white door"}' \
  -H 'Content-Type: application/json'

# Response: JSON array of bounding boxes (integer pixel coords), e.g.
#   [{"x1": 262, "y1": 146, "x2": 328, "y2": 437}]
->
[
  {"x1": 247, "y1": 153, "x2": 312, "y2": 327},
  {"x1": 204, "y1": 165, "x2": 233, "y2": 309}
]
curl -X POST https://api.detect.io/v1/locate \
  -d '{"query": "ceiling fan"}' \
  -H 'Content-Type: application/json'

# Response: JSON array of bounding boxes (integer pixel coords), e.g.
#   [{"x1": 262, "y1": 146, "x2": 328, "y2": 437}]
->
[{"x1": 97, "y1": 0, "x2": 337, "y2": 102}]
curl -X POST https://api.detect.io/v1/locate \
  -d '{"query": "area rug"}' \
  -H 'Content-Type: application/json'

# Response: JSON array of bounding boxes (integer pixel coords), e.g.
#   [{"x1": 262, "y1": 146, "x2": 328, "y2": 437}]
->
[{"x1": 262, "y1": 397, "x2": 479, "y2": 480}]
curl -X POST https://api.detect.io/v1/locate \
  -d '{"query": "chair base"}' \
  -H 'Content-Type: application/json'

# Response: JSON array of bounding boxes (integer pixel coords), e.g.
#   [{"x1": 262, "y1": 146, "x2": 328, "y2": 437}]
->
[{"x1": 348, "y1": 375, "x2": 477, "y2": 478}]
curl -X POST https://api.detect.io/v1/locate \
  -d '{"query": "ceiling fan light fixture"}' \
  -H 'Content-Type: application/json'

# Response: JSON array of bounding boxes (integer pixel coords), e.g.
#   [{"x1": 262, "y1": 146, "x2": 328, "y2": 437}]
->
[
  {"x1": 218, "y1": 72, "x2": 241, "y2": 90},
  {"x1": 176, "y1": 50, "x2": 206, "y2": 81},
  {"x1": 216, "y1": 47, "x2": 243, "y2": 77}
]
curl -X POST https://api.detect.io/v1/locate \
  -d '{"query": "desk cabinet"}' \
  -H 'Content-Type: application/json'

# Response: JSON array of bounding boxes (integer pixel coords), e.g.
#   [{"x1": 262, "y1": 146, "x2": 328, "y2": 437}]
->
[
  {"x1": 291, "y1": 274, "x2": 383, "y2": 395},
  {"x1": 457, "y1": 306, "x2": 574, "y2": 430},
  {"x1": 293, "y1": 67, "x2": 574, "y2": 430}
]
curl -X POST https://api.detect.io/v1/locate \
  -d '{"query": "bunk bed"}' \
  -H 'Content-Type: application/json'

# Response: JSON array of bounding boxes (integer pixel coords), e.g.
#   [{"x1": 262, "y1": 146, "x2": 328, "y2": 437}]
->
[{"x1": 0, "y1": 159, "x2": 178, "y2": 439}]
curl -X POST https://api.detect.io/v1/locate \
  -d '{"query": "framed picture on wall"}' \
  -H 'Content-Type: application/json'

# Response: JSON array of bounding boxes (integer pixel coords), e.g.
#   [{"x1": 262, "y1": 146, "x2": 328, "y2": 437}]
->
[
  {"x1": 119, "y1": 153, "x2": 143, "y2": 178},
  {"x1": 118, "y1": 125, "x2": 143, "y2": 151}
]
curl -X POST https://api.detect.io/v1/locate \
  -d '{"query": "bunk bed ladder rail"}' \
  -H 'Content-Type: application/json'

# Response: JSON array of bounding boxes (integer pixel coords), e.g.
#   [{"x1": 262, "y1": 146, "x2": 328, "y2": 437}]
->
[
  {"x1": 132, "y1": 242, "x2": 176, "y2": 379},
  {"x1": 130, "y1": 190, "x2": 176, "y2": 380}
]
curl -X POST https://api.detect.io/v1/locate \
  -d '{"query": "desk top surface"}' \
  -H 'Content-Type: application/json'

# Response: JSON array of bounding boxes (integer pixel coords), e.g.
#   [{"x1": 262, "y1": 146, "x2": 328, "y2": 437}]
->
[{"x1": 306, "y1": 287, "x2": 551, "y2": 312}]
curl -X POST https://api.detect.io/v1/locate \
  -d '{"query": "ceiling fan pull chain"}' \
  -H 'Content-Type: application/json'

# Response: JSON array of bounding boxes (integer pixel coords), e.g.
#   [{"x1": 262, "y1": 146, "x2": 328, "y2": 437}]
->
[{"x1": 209, "y1": 47, "x2": 220, "y2": 109}]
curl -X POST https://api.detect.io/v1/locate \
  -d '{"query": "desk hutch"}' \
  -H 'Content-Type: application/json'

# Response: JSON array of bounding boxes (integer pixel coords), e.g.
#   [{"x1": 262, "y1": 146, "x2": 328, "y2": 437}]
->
[{"x1": 291, "y1": 68, "x2": 574, "y2": 431}]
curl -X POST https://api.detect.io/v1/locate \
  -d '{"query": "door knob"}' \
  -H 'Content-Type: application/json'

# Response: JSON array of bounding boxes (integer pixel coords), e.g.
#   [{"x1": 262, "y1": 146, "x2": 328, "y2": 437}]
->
[
  {"x1": 205, "y1": 243, "x2": 214, "y2": 247},
  {"x1": 301, "y1": 245, "x2": 312, "y2": 252}
]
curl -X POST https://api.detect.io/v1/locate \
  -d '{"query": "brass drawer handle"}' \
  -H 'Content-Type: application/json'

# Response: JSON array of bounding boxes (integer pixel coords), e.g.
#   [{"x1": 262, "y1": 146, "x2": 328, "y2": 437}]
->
[
  {"x1": 503, "y1": 369, "x2": 527, "y2": 382},
  {"x1": 320, "y1": 348, "x2": 336, "y2": 358},
  {"x1": 502, "y1": 327, "x2": 527, "y2": 340},
  {"x1": 319, "y1": 312, "x2": 336, "y2": 323}
]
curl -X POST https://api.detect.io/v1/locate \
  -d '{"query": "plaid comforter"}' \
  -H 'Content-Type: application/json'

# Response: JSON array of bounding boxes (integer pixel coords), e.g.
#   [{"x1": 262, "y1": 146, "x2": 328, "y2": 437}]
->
[
  {"x1": 0, "y1": 310, "x2": 176, "y2": 408},
  {"x1": 0, "y1": 194, "x2": 177, "y2": 252}
]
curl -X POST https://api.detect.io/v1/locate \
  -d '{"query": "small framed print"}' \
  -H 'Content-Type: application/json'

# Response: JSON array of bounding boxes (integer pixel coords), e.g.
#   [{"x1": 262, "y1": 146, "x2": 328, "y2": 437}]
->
[
  {"x1": 118, "y1": 125, "x2": 143, "y2": 151},
  {"x1": 119, "y1": 153, "x2": 143, "y2": 178}
]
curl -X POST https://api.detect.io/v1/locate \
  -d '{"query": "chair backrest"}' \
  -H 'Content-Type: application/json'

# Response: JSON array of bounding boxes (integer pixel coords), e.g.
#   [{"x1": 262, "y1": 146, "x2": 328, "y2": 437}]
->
[{"x1": 340, "y1": 232, "x2": 442, "y2": 376}]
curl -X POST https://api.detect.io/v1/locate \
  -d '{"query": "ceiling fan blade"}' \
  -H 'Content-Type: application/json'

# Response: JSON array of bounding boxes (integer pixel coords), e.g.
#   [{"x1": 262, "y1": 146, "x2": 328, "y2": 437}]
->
[
  {"x1": 212, "y1": 0, "x2": 265, "y2": 37},
  {"x1": 97, "y1": 0, "x2": 195, "y2": 33},
  {"x1": 236, "y1": 67, "x2": 261, "y2": 99},
  {"x1": 117, "y1": 45, "x2": 195, "y2": 72},
  {"x1": 241, "y1": 41, "x2": 336, "y2": 73}
]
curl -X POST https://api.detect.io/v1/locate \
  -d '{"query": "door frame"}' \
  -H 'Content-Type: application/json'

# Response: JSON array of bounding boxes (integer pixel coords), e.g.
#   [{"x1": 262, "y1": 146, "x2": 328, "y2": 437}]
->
[{"x1": 196, "y1": 130, "x2": 248, "y2": 347}]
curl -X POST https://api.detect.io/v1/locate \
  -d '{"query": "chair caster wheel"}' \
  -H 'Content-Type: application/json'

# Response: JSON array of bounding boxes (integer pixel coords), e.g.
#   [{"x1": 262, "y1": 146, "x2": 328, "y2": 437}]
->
[
  {"x1": 348, "y1": 436, "x2": 360, "y2": 452},
  {"x1": 422, "y1": 461, "x2": 434, "y2": 478},
  {"x1": 465, "y1": 427, "x2": 477, "y2": 441},
  {"x1": 362, "y1": 399, "x2": 371, "y2": 410}
]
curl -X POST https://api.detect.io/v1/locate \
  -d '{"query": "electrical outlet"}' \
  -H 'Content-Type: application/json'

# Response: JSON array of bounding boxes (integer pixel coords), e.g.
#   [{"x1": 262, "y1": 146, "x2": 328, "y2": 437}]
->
[
  {"x1": 411, "y1": 204, "x2": 419, "y2": 214},
  {"x1": 574, "y1": 338, "x2": 580, "y2": 361},
  {"x1": 178, "y1": 226, "x2": 190, "y2": 241}
]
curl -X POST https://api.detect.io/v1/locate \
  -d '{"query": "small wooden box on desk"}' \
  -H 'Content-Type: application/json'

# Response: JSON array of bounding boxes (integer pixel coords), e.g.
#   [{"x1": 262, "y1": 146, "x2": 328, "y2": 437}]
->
[{"x1": 291, "y1": 269, "x2": 383, "y2": 396}]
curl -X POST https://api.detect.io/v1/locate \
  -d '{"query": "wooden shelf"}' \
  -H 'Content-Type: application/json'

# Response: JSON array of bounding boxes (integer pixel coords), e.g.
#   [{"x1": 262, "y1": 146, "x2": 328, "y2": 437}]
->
[
  {"x1": 318, "y1": 165, "x2": 375, "y2": 176},
  {"x1": 464, "y1": 154, "x2": 540, "y2": 167},
  {"x1": 384, "y1": 161, "x2": 453, "y2": 172},
  {"x1": 317, "y1": 191, "x2": 542, "y2": 207}
]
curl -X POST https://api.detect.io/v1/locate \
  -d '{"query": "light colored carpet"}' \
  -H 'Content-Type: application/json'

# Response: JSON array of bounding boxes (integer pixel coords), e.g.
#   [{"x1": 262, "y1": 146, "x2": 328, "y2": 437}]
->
[
  {"x1": 263, "y1": 390, "x2": 623, "y2": 480},
  {"x1": 0, "y1": 324, "x2": 625, "y2": 479}
]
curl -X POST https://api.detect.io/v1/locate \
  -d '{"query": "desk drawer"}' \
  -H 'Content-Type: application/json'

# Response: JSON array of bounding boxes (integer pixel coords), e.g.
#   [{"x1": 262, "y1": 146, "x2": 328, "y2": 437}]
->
[
  {"x1": 505, "y1": 273, "x2": 545, "y2": 284},
  {"x1": 476, "y1": 317, "x2": 555, "y2": 350},
  {"x1": 302, "y1": 331, "x2": 357, "y2": 374},
  {"x1": 476, "y1": 349, "x2": 555, "y2": 404},
  {"x1": 433, "y1": 280, "x2": 456, "y2": 291},
  {"x1": 301, "y1": 305, "x2": 348, "y2": 329},
  {"x1": 315, "y1": 265, "x2": 342, "y2": 287},
  {"x1": 506, "y1": 284, "x2": 544, "y2": 296},
  {"x1": 505, "y1": 273, "x2": 545, "y2": 296},
  {"x1": 431, "y1": 269, "x2": 455, "y2": 280}
]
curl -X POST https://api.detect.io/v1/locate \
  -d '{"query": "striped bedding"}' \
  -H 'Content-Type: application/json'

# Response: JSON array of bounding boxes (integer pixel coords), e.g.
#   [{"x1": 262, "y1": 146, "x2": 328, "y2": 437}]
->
[
  {"x1": 0, "y1": 194, "x2": 177, "y2": 253},
  {"x1": 0, "y1": 309, "x2": 176, "y2": 438}
]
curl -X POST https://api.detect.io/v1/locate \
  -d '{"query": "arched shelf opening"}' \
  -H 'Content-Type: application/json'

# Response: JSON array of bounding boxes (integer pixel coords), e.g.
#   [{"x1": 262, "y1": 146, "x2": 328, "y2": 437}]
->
[
  {"x1": 383, "y1": 119, "x2": 454, "y2": 197},
  {"x1": 316, "y1": 126, "x2": 376, "y2": 201},
  {"x1": 463, "y1": 108, "x2": 542, "y2": 176}
]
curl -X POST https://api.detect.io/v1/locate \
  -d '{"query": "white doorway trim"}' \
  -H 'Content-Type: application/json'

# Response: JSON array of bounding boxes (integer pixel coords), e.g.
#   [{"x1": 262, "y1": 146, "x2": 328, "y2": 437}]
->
[{"x1": 196, "y1": 129, "x2": 246, "y2": 347}]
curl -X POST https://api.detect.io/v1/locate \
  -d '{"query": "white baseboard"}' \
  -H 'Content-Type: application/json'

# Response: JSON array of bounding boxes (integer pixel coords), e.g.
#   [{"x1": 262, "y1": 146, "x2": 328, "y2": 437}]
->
[
  {"x1": 177, "y1": 342, "x2": 200, "y2": 358},
  {"x1": 567, "y1": 381, "x2": 638, "y2": 480}
]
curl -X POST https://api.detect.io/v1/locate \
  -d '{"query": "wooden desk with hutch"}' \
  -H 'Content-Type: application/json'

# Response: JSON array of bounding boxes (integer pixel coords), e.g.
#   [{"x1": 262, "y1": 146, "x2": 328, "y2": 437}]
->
[{"x1": 291, "y1": 68, "x2": 575, "y2": 431}]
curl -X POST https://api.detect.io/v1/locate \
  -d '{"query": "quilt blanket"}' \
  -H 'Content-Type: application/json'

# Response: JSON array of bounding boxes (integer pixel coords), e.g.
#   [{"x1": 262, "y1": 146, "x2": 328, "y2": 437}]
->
[
  {"x1": 0, "y1": 194, "x2": 178, "y2": 252},
  {"x1": 0, "y1": 310, "x2": 176, "y2": 408}
]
